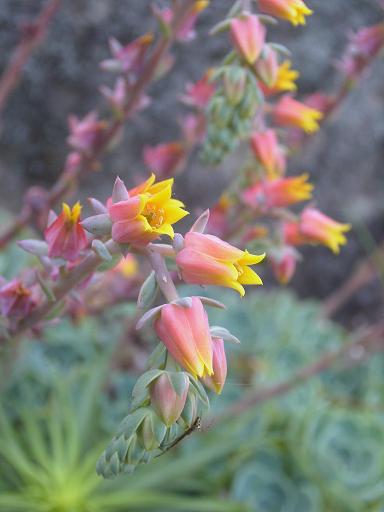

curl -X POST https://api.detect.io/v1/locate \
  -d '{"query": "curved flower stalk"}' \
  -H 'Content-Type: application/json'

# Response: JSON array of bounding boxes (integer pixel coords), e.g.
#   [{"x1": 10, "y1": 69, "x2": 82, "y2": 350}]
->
[{"x1": 4, "y1": 172, "x2": 264, "y2": 477}]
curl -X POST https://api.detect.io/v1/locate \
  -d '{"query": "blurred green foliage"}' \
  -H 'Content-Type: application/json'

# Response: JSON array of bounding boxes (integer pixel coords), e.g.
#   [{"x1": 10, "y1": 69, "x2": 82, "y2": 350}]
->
[{"x1": 1, "y1": 284, "x2": 384, "y2": 511}]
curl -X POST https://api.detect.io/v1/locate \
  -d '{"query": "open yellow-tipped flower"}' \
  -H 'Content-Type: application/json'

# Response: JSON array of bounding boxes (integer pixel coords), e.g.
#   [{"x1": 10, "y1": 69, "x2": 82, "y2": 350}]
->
[
  {"x1": 259, "y1": 0, "x2": 312, "y2": 26},
  {"x1": 176, "y1": 232, "x2": 265, "y2": 296},
  {"x1": 274, "y1": 60, "x2": 299, "y2": 92},
  {"x1": 62, "y1": 202, "x2": 82, "y2": 225},
  {"x1": 109, "y1": 174, "x2": 189, "y2": 246},
  {"x1": 300, "y1": 208, "x2": 351, "y2": 254},
  {"x1": 273, "y1": 95, "x2": 323, "y2": 133}
]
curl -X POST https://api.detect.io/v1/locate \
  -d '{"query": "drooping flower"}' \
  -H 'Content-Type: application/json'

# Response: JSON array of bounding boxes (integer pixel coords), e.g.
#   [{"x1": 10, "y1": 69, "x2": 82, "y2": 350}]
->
[
  {"x1": 258, "y1": 0, "x2": 313, "y2": 26},
  {"x1": 230, "y1": 14, "x2": 266, "y2": 65},
  {"x1": 150, "y1": 372, "x2": 189, "y2": 426},
  {"x1": 284, "y1": 208, "x2": 351, "y2": 253},
  {"x1": 262, "y1": 60, "x2": 299, "y2": 95},
  {"x1": 208, "y1": 194, "x2": 232, "y2": 237},
  {"x1": 254, "y1": 46, "x2": 279, "y2": 87},
  {"x1": 154, "y1": 297, "x2": 214, "y2": 378},
  {"x1": 45, "y1": 202, "x2": 88, "y2": 261},
  {"x1": 202, "y1": 337, "x2": 227, "y2": 394},
  {"x1": 0, "y1": 279, "x2": 37, "y2": 319},
  {"x1": 300, "y1": 208, "x2": 351, "y2": 253},
  {"x1": 176, "y1": 232, "x2": 265, "y2": 296},
  {"x1": 143, "y1": 142, "x2": 186, "y2": 178},
  {"x1": 270, "y1": 246, "x2": 298, "y2": 285},
  {"x1": 108, "y1": 175, "x2": 189, "y2": 246},
  {"x1": 273, "y1": 95, "x2": 323, "y2": 133},
  {"x1": 250, "y1": 129, "x2": 286, "y2": 178},
  {"x1": 67, "y1": 112, "x2": 107, "y2": 154},
  {"x1": 242, "y1": 174, "x2": 313, "y2": 209}
]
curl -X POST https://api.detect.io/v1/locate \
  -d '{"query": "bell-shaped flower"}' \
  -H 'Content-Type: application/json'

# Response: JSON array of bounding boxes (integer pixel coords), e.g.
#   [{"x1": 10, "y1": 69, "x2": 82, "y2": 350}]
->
[
  {"x1": 154, "y1": 297, "x2": 214, "y2": 378},
  {"x1": 284, "y1": 208, "x2": 351, "y2": 254},
  {"x1": 202, "y1": 337, "x2": 227, "y2": 394},
  {"x1": 242, "y1": 174, "x2": 313, "y2": 210},
  {"x1": 258, "y1": 0, "x2": 312, "y2": 26},
  {"x1": 230, "y1": 14, "x2": 266, "y2": 65},
  {"x1": 108, "y1": 174, "x2": 189, "y2": 246},
  {"x1": 45, "y1": 202, "x2": 88, "y2": 261},
  {"x1": 300, "y1": 208, "x2": 351, "y2": 254},
  {"x1": 273, "y1": 95, "x2": 323, "y2": 133},
  {"x1": 250, "y1": 129, "x2": 286, "y2": 178},
  {"x1": 270, "y1": 246, "x2": 299, "y2": 285},
  {"x1": 176, "y1": 232, "x2": 265, "y2": 297},
  {"x1": 261, "y1": 60, "x2": 299, "y2": 96}
]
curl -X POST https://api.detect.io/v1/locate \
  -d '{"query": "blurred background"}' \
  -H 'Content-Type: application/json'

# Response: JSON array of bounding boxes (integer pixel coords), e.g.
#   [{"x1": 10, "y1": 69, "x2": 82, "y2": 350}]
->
[
  {"x1": 1, "y1": 0, "x2": 384, "y2": 321},
  {"x1": 1, "y1": 2, "x2": 384, "y2": 511}
]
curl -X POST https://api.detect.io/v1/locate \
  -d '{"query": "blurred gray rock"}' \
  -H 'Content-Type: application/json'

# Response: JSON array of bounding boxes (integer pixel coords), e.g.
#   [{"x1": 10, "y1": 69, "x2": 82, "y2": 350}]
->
[{"x1": 0, "y1": 0, "x2": 383, "y2": 306}]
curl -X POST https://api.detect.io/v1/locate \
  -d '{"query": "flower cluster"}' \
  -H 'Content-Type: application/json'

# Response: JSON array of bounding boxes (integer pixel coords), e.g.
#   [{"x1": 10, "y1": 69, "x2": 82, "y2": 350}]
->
[{"x1": 0, "y1": 0, "x2": 361, "y2": 483}]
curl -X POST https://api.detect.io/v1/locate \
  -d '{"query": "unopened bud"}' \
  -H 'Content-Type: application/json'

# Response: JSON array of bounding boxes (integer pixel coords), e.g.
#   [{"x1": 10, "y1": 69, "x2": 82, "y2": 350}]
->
[{"x1": 150, "y1": 372, "x2": 189, "y2": 426}]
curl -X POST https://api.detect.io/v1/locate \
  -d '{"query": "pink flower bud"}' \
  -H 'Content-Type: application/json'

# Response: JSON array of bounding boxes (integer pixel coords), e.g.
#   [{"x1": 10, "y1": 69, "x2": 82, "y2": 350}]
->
[
  {"x1": 150, "y1": 372, "x2": 189, "y2": 426},
  {"x1": 44, "y1": 202, "x2": 88, "y2": 262},
  {"x1": 254, "y1": 46, "x2": 279, "y2": 87},
  {"x1": 250, "y1": 129, "x2": 286, "y2": 178},
  {"x1": 100, "y1": 33, "x2": 153, "y2": 75},
  {"x1": 143, "y1": 142, "x2": 186, "y2": 179},
  {"x1": 67, "y1": 112, "x2": 107, "y2": 154},
  {"x1": 270, "y1": 246, "x2": 298, "y2": 285},
  {"x1": 154, "y1": 297, "x2": 214, "y2": 378},
  {"x1": 202, "y1": 338, "x2": 227, "y2": 394},
  {"x1": 230, "y1": 14, "x2": 266, "y2": 65},
  {"x1": 181, "y1": 72, "x2": 215, "y2": 109}
]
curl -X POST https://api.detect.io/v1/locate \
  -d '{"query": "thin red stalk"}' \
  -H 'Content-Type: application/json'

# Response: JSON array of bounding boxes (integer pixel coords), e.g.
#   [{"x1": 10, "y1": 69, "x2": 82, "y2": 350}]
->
[
  {"x1": 0, "y1": 0, "x2": 196, "y2": 249},
  {"x1": 0, "y1": 0, "x2": 61, "y2": 115}
]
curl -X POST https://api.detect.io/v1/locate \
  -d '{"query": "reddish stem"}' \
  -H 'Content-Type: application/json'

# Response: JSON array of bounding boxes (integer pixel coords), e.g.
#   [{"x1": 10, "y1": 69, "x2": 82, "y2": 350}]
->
[{"x1": 0, "y1": 0, "x2": 61, "y2": 115}]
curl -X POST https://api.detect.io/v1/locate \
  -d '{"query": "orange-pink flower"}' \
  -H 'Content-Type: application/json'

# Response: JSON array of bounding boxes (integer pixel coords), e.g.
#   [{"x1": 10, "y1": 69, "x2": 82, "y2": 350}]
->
[
  {"x1": 250, "y1": 129, "x2": 286, "y2": 178},
  {"x1": 154, "y1": 297, "x2": 214, "y2": 378},
  {"x1": 45, "y1": 202, "x2": 88, "y2": 261},
  {"x1": 176, "y1": 232, "x2": 265, "y2": 296},
  {"x1": 258, "y1": 0, "x2": 312, "y2": 26},
  {"x1": 242, "y1": 174, "x2": 313, "y2": 209},
  {"x1": 230, "y1": 14, "x2": 266, "y2": 65},
  {"x1": 284, "y1": 208, "x2": 351, "y2": 253},
  {"x1": 273, "y1": 95, "x2": 323, "y2": 133}
]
